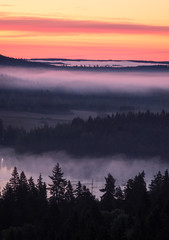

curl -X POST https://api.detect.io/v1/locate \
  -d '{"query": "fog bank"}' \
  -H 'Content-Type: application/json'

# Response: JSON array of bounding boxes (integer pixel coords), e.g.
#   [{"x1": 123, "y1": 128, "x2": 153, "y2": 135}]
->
[{"x1": 1, "y1": 66, "x2": 169, "y2": 93}]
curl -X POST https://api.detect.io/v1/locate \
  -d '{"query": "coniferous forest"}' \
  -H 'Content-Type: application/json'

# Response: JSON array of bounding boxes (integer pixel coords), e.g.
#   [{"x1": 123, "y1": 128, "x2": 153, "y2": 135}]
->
[
  {"x1": 1, "y1": 164, "x2": 169, "y2": 240},
  {"x1": 1, "y1": 0, "x2": 169, "y2": 237},
  {"x1": 1, "y1": 111, "x2": 169, "y2": 239},
  {"x1": 0, "y1": 110, "x2": 169, "y2": 158}
]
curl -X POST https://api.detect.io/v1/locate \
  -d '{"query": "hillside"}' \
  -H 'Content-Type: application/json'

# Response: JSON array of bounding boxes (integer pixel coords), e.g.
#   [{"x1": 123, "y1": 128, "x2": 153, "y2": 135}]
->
[{"x1": 0, "y1": 54, "x2": 51, "y2": 68}]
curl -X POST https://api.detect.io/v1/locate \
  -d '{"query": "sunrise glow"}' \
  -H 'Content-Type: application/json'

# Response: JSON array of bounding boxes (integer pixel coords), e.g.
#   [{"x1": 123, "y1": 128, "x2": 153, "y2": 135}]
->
[{"x1": 0, "y1": 0, "x2": 169, "y2": 60}]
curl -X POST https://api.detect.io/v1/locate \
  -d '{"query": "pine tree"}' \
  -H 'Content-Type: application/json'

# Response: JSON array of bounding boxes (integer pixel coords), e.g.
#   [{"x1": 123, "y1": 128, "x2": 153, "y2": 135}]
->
[
  {"x1": 9, "y1": 167, "x2": 20, "y2": 192},
  {"x1": 17, "y1": 171, "x2": 29, "y2": 202},
  {"x1": 48, "y1": 163, "x2": 66, "y2": 203},
  {"x1": 37, "y1": 173, "x2": 43, "y2": 191},
  {"x1": 149, "y1": 171, "x2": 163, "y2": 194},
  {"x1": 28, "y1": 177, "x2": 37, "y2": 195},
  {"x1": 124, "y1": 172, "x2": 148, "y2": 218},
  {"x1": 37, "y1": 173, "x2": 47, "y2": 200},
  {"x1": 100, "y1": 173, "x2": 116, "y2": 211},
  {"x1": 65, "y1": 180, "x2": 74, "y2": 202},
  {"x1": 75, "y1": 181, "x2": 83, "y2": 199},
  {"x1": 149, "y1": 171, "x2": 163, "y2": 205},
  {"x1": 19, "y1": 171, "x2": 28, "y2": 190}
]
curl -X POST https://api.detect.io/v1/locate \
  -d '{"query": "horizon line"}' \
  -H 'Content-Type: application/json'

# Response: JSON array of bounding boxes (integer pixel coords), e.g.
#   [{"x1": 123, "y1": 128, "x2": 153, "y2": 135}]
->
[{"x1": 1, "y1": 54, "x2": 169, "y2": 63}]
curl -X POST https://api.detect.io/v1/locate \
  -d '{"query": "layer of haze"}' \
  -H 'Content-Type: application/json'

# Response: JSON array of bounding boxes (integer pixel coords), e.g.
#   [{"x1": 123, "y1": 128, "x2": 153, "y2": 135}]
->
[
  {"x1": 1, "y1": 67, "x2": 169, "y2": 93},
  {"x1": 31, "y1": 59, "x2": 166, "y2": 67}
]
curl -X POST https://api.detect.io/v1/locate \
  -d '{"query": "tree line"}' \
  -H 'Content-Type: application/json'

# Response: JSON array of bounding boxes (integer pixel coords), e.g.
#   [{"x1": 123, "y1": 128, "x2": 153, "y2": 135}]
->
[
  {"x1": 0, "y1": 110, "x2": 169, "y2": 158},
  {"x1": 1, "y1": 164, "x2": 169, "y2": 239},
  {"x1": 0, "y1": 87, "x2": 169, "y2": 114}
]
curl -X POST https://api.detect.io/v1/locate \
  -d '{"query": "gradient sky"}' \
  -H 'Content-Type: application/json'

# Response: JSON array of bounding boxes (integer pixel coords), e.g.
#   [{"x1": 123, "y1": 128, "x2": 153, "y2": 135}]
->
[{"x1": 0, "y1": 0, "x2": 169, "y2": 60}]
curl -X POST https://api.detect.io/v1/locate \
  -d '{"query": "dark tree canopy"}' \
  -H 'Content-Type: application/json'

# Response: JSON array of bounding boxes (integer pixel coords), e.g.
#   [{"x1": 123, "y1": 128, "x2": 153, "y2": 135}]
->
[{"x1": 1, "y1": 165, "x2": 169, "y2": 240}]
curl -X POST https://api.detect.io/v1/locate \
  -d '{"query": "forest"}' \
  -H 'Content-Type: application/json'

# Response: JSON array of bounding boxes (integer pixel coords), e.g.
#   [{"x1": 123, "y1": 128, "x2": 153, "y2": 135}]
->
[
  {"x1": 0, "y1": 110, "x2": 169, "y2": 159},
  {"x1": 0, "y1": 86, "x2": 169, "y2": 114},
  {"x1": 0, "y1": 164, "x2": 169, "y2": 240}
]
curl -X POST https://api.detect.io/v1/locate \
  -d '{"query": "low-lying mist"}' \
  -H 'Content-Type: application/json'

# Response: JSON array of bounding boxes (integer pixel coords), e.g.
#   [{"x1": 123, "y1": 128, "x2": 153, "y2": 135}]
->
[
  {"x1": 1, "y1": 66, "x2": 169, "y2": 93},
  {"x1": 0, "y1": 148, "x2": 169, "y2": 197},
  {"x1": 1, "y1": 66, "x2": 169, "y2": 197}
]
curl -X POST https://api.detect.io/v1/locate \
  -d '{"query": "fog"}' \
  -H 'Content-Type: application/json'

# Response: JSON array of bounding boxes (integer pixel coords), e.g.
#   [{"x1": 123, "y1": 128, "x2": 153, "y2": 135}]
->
[
  {"x1": 31, "y1": 59, "x2": 164, "y2": 68},
  {"x1": 0, "y1": 148, "x2": 169, "y2": 198},
  {"x1": 0, "y1": 66, "x2": 169, "y2": 93},
  {"x1": 0, "y1": 65, "x2": 169, "y2": 197}
]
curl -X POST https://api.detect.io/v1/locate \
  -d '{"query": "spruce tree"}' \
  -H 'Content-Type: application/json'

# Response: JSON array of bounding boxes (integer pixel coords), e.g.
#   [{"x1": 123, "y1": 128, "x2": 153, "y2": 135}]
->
[
  {"x1": 100, "y1": 173, "x2": 116, "y2": 211},
  {"x1": 75, "y1": 181, "x2": 83, "y2": 199},
  {"x1": 28, "y1": 177, "x2": 37, "y2": 195},
  {"x1": 37, "y1": 173, "x2": 47, "y2": 200},
  {"x1": 65, "y1": 180, "x2": 74, "y2": 202},
  {"x1": 48, "y1": 163, "x2": 66, "y2": 203},
  {"x1": 9, "y1": 167, "x2": 20, "y2": 192}
]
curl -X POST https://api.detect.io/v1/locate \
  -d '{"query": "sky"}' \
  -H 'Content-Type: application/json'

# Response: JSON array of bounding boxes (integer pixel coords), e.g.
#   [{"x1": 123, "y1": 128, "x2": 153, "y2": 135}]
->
[{"x1": 0, "y1": 0, "x2": 169, "y2": 60}]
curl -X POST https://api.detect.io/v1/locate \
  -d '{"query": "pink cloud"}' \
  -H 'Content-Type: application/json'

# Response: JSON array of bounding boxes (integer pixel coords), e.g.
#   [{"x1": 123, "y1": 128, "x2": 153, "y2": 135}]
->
[{"x1": 0, "y1": 16, "x2": 169, "y2": 35}]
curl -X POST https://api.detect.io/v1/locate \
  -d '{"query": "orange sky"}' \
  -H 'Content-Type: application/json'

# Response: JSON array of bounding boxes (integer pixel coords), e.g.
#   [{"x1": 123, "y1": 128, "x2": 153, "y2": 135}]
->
[{"x1": 0, "y1": 0, "x2": 169, "y2": 60}]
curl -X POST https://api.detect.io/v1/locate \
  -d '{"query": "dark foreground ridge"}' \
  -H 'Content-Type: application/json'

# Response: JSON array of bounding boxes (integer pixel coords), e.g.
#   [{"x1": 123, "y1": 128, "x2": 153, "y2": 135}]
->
[
  {"x1": 0, "y1": 110, "x2": 169, "y2": 159},
  {"x1": 0, "y1": 164, "x2": 169, "y2": 240}
]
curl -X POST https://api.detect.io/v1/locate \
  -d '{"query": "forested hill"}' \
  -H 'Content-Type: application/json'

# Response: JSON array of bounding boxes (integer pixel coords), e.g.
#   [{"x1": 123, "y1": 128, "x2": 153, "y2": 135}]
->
[
  {"x1": 0, "y1": 110, "x2": 169, "y2": 159},
  {"x1": 0, "y1": 54, "x2": 51, "y2": 68}
]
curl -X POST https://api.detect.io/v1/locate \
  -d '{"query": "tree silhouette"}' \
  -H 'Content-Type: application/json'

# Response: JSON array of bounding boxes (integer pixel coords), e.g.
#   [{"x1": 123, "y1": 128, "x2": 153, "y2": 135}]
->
[
  {"x1": 48, "y1": 163, "x2": 66, "y2": 203},
  {"x1": 75, "y1": 181, "x2": 83, "y2": 199},
  {"x1": 28, "y1": 177, "x2": 35, "y2": 190},
  {"x1": 36, "y1": 173, "x2": 47, "y2": 200},
  {"x1": 124, "y1": 172, "x2": 149, "y2": 218},
  {"x1": 65, "y1": 180, "x2": 74, "y2": 202},
  {"x1": 19, "y1": 171, "x2": 28, "y2": 191},
  {"x1": 149, "y1": 171, "x2": 163, "y2": 205},
  {"x1": 9, "y1": 167, "x2": 20, "y2": 192},
  {"x1": 100, "y1": 173, "x2": 116, "y2": 211}
]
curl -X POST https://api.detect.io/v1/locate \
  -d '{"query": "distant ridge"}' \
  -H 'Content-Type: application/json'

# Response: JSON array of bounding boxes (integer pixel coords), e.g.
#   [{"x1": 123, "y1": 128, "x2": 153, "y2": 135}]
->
[
  {"x1": 31, "y1": 57, "x2": 169, "y2": 64},
  {"x1": 0, "y1": 54, "x2": 52, "y2": 68},
  {"x1": 0, "y1": 54, "x2": 169, "y2": 72}
]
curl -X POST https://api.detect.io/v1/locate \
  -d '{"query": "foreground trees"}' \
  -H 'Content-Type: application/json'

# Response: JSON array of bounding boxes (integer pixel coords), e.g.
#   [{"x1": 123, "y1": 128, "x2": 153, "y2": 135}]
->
[
  {"x1": 48, "y1": 163, "x2": 66, "y2": 203},
  {"x1": 100, "y1": 173, "x2": 116, "y2": 211},
  {"x1": 1, "y1": 164, "x2": 169, "y2": 240}
]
